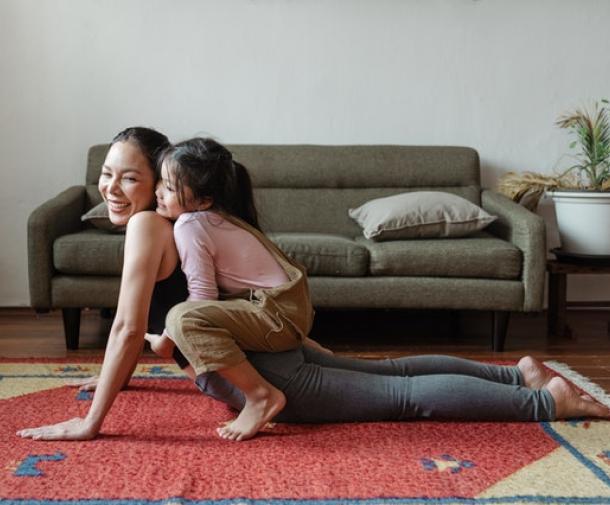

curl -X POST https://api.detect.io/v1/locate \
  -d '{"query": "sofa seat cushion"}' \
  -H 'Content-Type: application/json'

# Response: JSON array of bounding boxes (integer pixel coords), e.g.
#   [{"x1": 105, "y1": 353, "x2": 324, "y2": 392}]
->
[
  {"x1": 54, "y1": 230, "x2": 124, "y2": 275},
  {"x1": 268, "y1": 233, "x2": 369, "y2": 277},
  {"x1": 356, "y1": 231, "x2": 522, "y2": 279},
  {"x1": 54, "y1": 230, "x2": 370, "y2": 278}
]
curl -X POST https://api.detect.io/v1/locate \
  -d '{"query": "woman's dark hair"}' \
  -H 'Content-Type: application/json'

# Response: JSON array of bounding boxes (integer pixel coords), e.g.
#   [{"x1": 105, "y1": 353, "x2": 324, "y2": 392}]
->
[
  {"x1": 112, "y1": 127, "x2": 170, "y2": 179},
  {"x1": 160, "y1": 138, "x2": 260, "y2": 230}
]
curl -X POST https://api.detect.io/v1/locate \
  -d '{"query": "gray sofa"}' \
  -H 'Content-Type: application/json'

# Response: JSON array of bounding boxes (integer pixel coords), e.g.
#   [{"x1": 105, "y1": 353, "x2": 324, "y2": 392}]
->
[{"x1": 28, "y1": 144, "x2": 546, "y2": 351}]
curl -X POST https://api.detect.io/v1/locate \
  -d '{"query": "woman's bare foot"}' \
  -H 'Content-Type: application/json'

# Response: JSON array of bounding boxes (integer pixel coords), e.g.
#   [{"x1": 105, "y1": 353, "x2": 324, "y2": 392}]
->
[
  {"x1": 216, "y1": 386, "x2": 286, "y2": 441},
  {"x1": 518, "y1": 356, "x2": 554, "y2": 389},
  {"x1": 546, "y1": 376, "x2": 610, "y2": 419}
]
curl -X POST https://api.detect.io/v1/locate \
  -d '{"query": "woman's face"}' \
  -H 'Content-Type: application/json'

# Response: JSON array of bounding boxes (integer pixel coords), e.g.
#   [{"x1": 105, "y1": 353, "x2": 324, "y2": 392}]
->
[{"x1": 98, "y1": 141, "x2": 156, "y2": 226}]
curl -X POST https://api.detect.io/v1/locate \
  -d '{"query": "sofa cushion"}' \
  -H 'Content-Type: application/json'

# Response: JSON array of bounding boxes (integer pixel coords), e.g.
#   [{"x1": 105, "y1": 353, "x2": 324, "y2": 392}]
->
[
  {"x1": 268, "y1": 233, "x2": 369, "y2": 277},
  {"x1": 54, "y1": 230, "x2": 124, "y2": 275},
  {"x1": 81, "y1": 202, "x2": 126, "y2": 233},
  {"x1": 356, "y1": 231, "x2": 522, "y2": 279},
  {"x1": 348, "y1": 191, "x2": 496, "y2": 241},
  {"x1": 254, "y1": 187, "x2": 482, "y2": 236},
  {"x1": 54, "y1": 230, "x2": 370, "y2": 278}
]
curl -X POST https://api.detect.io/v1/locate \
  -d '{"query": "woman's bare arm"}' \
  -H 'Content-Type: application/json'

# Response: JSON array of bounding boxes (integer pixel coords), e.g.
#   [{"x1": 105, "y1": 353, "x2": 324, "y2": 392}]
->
[{"x1": 17, "y1": 212, "x2": 175, "y2": 440}]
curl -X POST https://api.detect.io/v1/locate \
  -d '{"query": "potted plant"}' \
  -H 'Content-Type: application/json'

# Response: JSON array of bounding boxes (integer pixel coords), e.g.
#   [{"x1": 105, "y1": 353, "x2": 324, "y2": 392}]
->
[{"x1": 499, "y1": 99, "x2": 610, "y2": 256}]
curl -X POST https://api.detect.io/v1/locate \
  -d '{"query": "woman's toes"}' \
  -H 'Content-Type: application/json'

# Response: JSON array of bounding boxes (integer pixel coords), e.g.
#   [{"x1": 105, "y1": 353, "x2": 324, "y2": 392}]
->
[{"x1": 547, "y1": 377, "x2": 610, "y2": 419}]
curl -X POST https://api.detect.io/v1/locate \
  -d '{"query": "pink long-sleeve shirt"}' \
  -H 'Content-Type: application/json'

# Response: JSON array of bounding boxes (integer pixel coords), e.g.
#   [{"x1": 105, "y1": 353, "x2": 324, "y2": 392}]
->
[{"x1": 174, "y1": 211, "x2": 289, "y2": 301}]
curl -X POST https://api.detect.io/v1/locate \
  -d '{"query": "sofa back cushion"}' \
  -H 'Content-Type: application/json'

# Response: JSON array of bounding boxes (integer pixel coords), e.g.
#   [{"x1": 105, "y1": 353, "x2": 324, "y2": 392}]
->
[
  {"x1": 85, "y1": 144, "x2": 480, "y2": 235},
  {"x1": 254, "y1": 187, "x2": 480, "y2": 235}
]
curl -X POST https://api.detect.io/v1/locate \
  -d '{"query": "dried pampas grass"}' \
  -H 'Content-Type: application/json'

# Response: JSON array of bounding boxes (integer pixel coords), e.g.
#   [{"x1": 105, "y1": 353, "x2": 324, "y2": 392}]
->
[{"x1": 497, "y1": 172, "x2": 576, "y2": 211}]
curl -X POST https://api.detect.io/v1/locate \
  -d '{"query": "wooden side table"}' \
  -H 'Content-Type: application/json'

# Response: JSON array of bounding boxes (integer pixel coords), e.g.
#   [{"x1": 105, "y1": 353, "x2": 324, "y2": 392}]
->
[{"x1": 546, "y1": 258, "x2": 610, "y2": 339}]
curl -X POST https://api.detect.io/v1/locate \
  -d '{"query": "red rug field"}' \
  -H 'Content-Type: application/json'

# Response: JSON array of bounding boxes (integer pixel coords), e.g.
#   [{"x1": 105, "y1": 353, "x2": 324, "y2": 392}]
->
[{"x1": 1, "y1": 358, "x2": 609, "y2": 504}]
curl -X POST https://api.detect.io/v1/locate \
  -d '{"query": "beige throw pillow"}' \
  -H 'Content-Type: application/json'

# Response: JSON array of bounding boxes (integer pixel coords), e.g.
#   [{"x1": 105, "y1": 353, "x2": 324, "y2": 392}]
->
[
  {"x1": 81, "y1": 202, "x2": 126, "y2": 233},
  {"x1": 348, "y1": 191, "x2": 496, "y2": 241}
]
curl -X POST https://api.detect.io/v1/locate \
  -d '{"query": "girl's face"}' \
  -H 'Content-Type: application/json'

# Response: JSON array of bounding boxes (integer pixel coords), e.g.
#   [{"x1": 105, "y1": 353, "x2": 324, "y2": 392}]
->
[
  {"x1": 98, "y1": 141, "x2": 156, "y2": 226},
  {"x1": 155, "y1": 161, "x2": 212, "y2": 220}
]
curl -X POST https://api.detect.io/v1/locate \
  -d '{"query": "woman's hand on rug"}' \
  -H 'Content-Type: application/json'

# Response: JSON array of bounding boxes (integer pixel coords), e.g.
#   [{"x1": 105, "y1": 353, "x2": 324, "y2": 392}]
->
[
  {"x1": 65, "y1": 375, "x2": 100, "y2": 391},
  {"x1": 65, "y1": 375, "x2": 132, "y2": 391},
  {"x1": 16, "y1": 417, "x2": 99, "y2": 441}
]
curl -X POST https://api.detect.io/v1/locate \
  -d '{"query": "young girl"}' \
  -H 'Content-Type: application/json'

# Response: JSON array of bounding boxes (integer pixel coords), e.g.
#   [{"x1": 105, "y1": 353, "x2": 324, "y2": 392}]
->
[{"x1": 148, "y1": 137, "x2": 328, "y2": 441}]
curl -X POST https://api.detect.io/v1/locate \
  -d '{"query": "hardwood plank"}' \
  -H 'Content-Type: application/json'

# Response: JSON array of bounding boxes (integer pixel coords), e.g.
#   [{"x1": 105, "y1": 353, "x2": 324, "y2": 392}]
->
[{"x1": 594, "y1": 379, "x2": 610, "y2": 390}]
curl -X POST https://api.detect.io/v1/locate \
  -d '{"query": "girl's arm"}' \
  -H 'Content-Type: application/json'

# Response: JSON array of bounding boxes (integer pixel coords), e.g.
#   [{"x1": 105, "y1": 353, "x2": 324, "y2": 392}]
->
[
  {"x1": 17, "y1": 212, "x2": 174, "y2": 441},
  {"x1": 174, "y1": 218, "x2": 219, "y2": 301}
]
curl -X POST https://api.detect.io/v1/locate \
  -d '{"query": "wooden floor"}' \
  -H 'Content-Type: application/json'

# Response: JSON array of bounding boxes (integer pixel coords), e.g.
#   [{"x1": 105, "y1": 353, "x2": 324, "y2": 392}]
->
[{"x1": 1, "y1": 307, "x2": 609, "y2": 391}]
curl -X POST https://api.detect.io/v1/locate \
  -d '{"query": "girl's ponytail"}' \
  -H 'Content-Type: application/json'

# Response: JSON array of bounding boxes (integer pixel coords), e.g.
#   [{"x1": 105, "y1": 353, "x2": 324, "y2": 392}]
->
[{"x1": 231, "y1": 161, "x2": 260, "y2": 231}]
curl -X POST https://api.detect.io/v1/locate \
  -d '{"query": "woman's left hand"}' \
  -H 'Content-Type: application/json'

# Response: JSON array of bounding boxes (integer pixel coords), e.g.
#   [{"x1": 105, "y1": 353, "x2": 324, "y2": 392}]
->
[
  {"x1": 16, "y1": 417, "x2": 99, "y2": 441},
  {"x1": 65, "y1": 375, "x2": 100, "y2": 391}
]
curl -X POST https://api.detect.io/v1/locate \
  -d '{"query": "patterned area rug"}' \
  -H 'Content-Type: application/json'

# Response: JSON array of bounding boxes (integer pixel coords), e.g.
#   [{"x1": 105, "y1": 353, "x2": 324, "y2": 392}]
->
[{"x1": 1, "y1": 358, "x2": 610, "y2": 505}]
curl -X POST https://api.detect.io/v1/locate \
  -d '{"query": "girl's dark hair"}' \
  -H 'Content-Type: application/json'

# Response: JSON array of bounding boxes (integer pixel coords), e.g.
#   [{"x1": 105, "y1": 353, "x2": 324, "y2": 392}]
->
[
  {"x1": 161, "y1": 138, "x2": 260, "y2": 230},
  {"x1": 112, "y1": 127, "x2": 170, "y2": 179}
]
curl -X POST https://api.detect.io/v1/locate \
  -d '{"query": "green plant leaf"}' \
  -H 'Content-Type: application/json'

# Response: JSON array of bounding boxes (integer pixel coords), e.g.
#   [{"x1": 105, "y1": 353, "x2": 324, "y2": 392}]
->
[{"x1": 557, "y1": 100, "x2": 610, "y2": 189}]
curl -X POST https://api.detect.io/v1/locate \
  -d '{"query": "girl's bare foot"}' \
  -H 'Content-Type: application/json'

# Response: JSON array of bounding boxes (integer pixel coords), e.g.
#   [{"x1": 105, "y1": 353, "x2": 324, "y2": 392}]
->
[
  {"x1": 216, "y1": 386, "x2": 286, "y2": 441},
  {"x1": 518, "y1": 356, "x2": 554, "y2": 389},
  {"x1": 546, "y1": 376, "x2": 610, "y2": 419},
  {"x1": 144, "y1": 332, "x2": 174, "y2": 358}
]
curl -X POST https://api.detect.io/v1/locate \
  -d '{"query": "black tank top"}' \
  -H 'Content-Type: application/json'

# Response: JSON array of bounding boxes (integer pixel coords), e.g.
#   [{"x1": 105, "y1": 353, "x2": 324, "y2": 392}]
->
[{"x1": 148, "y1": 264, "x2": 190, "y2": 368}]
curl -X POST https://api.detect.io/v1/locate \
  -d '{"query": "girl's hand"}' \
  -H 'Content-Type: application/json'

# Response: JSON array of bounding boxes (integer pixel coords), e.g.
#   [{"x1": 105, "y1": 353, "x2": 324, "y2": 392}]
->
[
  {"x1": 65, "y1": 375, "x2": 100, "y2": 392},
  {"x1": 16, "y1": 417, "x2": 99, "y2": 441}
]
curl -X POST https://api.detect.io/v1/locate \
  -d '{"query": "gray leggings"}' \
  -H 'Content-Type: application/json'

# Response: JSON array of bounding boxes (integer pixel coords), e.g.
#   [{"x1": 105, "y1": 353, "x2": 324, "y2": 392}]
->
[{"x1": 195, "y1": 347, "x2": 556, "y2": 422}]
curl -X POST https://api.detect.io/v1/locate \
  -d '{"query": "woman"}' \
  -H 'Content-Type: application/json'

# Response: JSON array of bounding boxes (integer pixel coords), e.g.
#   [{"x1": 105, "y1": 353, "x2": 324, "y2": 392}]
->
[
  {"x1": 17, "y1": 128, "x2": 609, "y2": 442},
  {"x1": 18, "y1": 127, "x2": 179, "y2": 440}
]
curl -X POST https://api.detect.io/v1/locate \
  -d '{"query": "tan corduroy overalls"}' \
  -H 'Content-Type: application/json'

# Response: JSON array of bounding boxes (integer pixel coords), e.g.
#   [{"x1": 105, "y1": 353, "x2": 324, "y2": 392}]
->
[{"x1": 165, "y1": 213, "x2": 315, "y2": 374}]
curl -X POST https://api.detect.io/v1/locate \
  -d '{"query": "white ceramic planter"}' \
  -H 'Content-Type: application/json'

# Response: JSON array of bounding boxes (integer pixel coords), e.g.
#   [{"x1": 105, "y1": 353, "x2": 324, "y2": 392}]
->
[{"x1": 550, "y1": 190, "x2": 610, "y2": 256}]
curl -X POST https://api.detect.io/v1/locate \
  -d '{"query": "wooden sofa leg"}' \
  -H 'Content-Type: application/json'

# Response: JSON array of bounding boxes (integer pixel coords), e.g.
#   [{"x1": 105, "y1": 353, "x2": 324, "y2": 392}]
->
[
  {"x1": 62, "y1": 308, "x2": 81, "y2": 350},
  {"x1": 492, "y1": 311, "x2": 510, "y2": 352}
]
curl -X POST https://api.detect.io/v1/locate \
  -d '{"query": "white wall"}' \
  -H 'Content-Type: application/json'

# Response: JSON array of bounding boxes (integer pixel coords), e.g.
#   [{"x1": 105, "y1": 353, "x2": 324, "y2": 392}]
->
[{"x1": 1, "y1": 0, "x2": 609, "y2": 306}]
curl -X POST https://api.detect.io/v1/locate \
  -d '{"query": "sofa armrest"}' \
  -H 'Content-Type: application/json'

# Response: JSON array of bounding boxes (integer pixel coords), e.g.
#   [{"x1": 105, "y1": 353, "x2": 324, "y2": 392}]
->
[
  {"x1": 27, "y1": 186, "x2": 87, "y2": 309},
  {"x1": 481, "y1": 189, "x2": 546, "y2": 311}
]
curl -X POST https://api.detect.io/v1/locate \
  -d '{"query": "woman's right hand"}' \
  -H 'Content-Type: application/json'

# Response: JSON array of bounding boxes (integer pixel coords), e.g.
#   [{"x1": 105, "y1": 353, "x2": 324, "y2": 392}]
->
[{"x1": 65, "y1": 375, "x2": 100, "y2": 391}]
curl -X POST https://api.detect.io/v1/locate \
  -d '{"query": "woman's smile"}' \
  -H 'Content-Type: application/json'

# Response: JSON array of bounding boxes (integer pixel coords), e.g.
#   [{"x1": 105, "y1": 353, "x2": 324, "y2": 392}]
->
[{"x1": 107, "y1": 199, "x2": 130, "y2": 211}]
